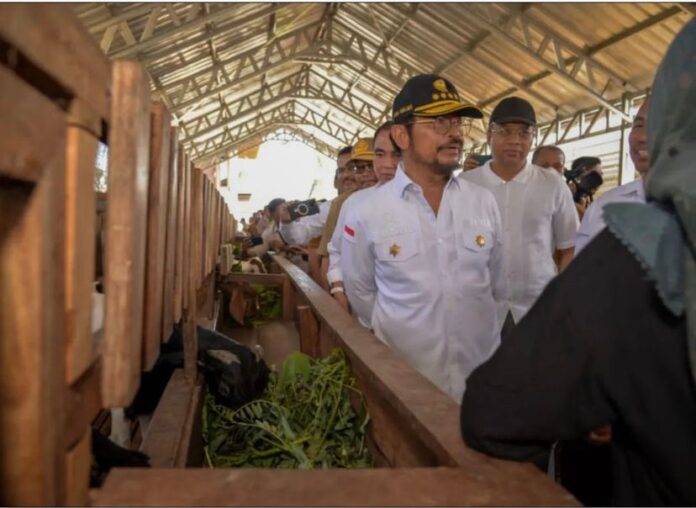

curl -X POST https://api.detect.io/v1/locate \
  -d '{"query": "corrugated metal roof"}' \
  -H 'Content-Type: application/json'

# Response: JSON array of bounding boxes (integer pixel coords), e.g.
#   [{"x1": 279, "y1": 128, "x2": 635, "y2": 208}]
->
[{"x1": 73, "y1": 2, "x2": 693, "y2": 163}]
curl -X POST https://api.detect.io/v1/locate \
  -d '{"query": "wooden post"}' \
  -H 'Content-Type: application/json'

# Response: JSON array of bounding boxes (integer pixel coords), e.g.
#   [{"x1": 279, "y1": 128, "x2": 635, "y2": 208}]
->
[
  {"x1": 162, "y1": 128, "x2": 180, "y2": 342},
  {"x1": 182, "y1": 157, "x2": 191, "y2": 311},
  {"x1": 64, "y1": 105, "x2": 99, "y2": 384},
  {"x1": 172, "y1": 145, "x2": 186, "y2": 326},
  {"x1": 0, "y1": 67, "x2": 67, "y2": 505},
  {"x1": 184, "y1": 167, "x2": 203, "y2": 380},
  {"x1": 142, "y1": 101, "x2": 172, "y2": 371},
  {"x1": 282, "y1": 275, "x2": 295, "y2": 321},
  {"x1": 297, "y1": 306, "x2": 320, "y2": 358},
  {"x1": 102, "y1": 60, "x2": 151, "y2": 408}
]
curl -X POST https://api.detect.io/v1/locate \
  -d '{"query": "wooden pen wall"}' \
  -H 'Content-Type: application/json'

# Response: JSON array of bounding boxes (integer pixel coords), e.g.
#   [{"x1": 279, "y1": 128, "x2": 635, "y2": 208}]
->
[{"x1": 0, "y1": 5, "x2": 235, "y2": 505}]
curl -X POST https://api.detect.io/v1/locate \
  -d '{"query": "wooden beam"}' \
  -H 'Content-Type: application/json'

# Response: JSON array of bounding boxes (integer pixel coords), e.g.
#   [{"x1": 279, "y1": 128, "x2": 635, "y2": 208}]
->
[
  {"x1": 172, "y1": 145, "x2": 186, "y2": 327},
  {"x1": 102, "y1": 60, "x2": 152, "y2": 408},
  {"x1": 0, "y1": 4, "x2": 111, "y2": 119},
  {"x1": 161, "y1": 127, "x2": 180, "y2": 342},
  {"x1": 94, "y1": 467, "x2": 577, "y2": 506},
  {"x1": 143, "y1": 102, "x2": 172, "y2": 371},
  {"x1": 64, "y1": 119, "x2": 98, "y2": 384},
  {"x1": 0, "y1": 68, "x2": 67, "y2": 505}
]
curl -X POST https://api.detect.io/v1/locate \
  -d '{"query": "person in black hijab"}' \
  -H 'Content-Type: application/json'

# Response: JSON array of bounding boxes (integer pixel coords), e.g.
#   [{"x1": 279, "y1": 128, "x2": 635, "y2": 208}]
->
[{"x1": 461, "y1": 19, "x2": 696, "y2": 506}]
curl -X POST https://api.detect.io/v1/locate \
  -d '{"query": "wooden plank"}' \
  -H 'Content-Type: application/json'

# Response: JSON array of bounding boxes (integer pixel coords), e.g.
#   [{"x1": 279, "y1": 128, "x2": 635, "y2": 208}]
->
[
  {"x1": 0, "y1": 86, "x2": 66, "y2": 504},
  {"x1": 94, "y1": 467, "x2": 577, "y2": 506},
  {"x1": 64, "y1": 126, "x2": 98, "y2": 384},
  {"x1": 221, "y1": 273, "x2": 286, "y2": 286},
  {"x1": 297, "y1": 305, "x2": 320, "y2": 358},
  {"x1": 64, "y1": 429, "x2": 91, "y2": 506},
  {"x1": 64, "y1": 360, "x2": 102, "y2": 451},
  {"x1": 0, "y1": 66, "x2": 66, "y2": 183},
  {"x1": 161, "y1": 127, "x2": 179, "y2": 342},
  {"x1": 172, "y1": 145, "x2": 186, "y2": 326},
  {"x1": 142, "y1": 102, "x2": 172, "y2": 371},
  {"x1": 182, "y1": 158, "x2": 191, "y2": 311},
  {"x1": 0, "y1": 4, "x2": 111, "y2": 120},
  {"x1": 140, "y1": 370, "x2": 198, "y2": 468},
  {"x1": 102, "y1": 60, "x2": 151, "y2": 408},
  {"x1": 184, "y1": 167, "x2": 202, "y2": 380},
  {"x1": 282, "y1": 274, "x2": 295, "y2": 321}
]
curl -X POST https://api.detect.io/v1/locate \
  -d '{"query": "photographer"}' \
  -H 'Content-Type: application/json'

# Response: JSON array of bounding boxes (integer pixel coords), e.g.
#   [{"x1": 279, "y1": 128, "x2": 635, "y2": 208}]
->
[{"x1": 564, "y1": 156, "x2": 604, "y2": 220}]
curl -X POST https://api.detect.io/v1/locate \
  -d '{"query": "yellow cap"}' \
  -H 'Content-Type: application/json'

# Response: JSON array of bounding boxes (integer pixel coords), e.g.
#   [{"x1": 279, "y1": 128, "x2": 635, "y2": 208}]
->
[{"x1": 350, "y1": 138, "x2": 374, "y2": 161}]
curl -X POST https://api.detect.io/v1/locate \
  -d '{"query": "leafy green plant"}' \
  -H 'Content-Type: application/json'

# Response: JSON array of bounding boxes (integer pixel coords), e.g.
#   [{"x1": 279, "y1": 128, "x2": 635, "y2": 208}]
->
[
  {"x1": 202, "y1": 349, "x2": 372, "y2": 469},
  {"x1": 247, "y1": 284, "x2": 281, "y2": 326}
]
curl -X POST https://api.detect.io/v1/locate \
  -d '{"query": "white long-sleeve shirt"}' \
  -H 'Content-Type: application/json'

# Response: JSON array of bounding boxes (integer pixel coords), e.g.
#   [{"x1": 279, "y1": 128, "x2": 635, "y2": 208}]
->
[
  {"x1": 278, "y1": 200, "x2": 332, "y2": 245},
  {"x1": 460, "y1": 161, "x2": 578, "y2": 322},
  {"x1": 575, "y1": 177, "x2": 645, "y2": 254},
  {"x1": 341, "y1": 165, "x2": 505, "y2": 401},
  {"x1": 327, "y1": 187, "x2": 376, "y2": 285}
]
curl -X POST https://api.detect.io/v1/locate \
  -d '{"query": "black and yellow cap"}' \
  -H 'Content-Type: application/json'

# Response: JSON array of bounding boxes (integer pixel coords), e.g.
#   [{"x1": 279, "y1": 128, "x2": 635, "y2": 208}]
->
[
  {"x1": 392, "y1": 74, "x2": 483, "y2": 124},
  {"x1": 350, "y1": 138, "x2": 374, "y2": 162}
]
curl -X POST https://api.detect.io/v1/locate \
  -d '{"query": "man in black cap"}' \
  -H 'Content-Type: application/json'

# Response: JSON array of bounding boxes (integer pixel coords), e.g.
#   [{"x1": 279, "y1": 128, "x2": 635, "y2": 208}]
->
[
  {"x1": 460, "y1": 96, "x2": 578, "y2": 337},
  {"x1": 341, "y1": 74, "x2": 506, "y2": 401}
]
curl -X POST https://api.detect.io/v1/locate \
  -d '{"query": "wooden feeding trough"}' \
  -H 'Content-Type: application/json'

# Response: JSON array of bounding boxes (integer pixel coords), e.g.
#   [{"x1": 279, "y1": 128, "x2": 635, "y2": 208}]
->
[{"x1": 93, "y1": 255, "x2": 577, "y2": 506}]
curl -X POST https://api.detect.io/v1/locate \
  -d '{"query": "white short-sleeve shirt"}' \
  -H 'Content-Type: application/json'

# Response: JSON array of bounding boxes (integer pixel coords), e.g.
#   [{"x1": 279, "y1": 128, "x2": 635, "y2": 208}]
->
[
  {"x1": 341, "y1": 165, "x2": 505, "y2": 402},
  {"x1": 460, "y1": 161, "x2": 579, "y2": 322},
  {"x1": 575, "y1": 178, "x2": 645, "y2": 255}
]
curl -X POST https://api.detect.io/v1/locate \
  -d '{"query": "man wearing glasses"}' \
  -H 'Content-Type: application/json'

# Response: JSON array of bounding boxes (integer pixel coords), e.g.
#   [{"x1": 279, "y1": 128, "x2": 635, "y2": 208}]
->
[
  {"x1": 315, "y1": 138, "x2": 377, "y2": 289},
  {"x1": 460, "y1": 97, "x2": 578, "y2": 337},
  {"x1": 341, "y1": 74, "x2": 505, "y2": 401}
]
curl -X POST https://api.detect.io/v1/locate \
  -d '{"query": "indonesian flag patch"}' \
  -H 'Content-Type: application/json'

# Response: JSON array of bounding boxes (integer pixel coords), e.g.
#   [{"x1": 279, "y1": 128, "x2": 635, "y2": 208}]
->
[{"x1": 344, "y1": 225, "x2": 355, "y2": 237}]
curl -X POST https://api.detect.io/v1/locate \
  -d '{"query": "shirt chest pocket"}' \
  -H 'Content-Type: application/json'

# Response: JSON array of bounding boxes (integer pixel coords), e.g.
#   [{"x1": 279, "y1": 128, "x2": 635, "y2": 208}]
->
[
  {"x1": 455, "y1": 228, "x2": 494, "y2": 286},
  {"x1": 375, "y1": 233, "x2": 420, "y2": 263}
]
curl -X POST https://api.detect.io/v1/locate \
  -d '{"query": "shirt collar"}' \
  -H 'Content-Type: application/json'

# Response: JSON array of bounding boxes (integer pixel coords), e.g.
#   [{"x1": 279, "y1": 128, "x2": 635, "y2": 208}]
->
[
  {"x1": 391, "y1": 162, "x2": 461, "y2": 198},
  {"x1": 483, "y1": 160, "x2": 533, "y2": 184},
  {"x1": 618, "y1": 177, "x2": 646, "y2": 199}
]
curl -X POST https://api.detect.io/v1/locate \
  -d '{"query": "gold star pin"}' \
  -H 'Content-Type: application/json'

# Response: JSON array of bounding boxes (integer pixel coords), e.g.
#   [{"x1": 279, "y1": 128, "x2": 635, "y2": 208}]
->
[
  {"x1": 475, "y1": 235, "x2": 486, "y2": 248},
  {"x1": 389, "y1": 243, "x2": 401, "y2": 257}
]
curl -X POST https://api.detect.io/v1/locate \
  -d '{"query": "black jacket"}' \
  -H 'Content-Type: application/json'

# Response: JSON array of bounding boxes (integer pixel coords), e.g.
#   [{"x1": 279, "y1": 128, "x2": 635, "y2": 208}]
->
[{"x1": 461, "y1": 230, "x2": 696, "y2": 506}]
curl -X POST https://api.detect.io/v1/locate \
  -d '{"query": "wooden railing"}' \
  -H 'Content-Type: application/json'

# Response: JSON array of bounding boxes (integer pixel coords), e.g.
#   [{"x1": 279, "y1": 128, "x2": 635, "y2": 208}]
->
[{"x1": 0, "y1": 5, "x2": 235, "y2": 505}]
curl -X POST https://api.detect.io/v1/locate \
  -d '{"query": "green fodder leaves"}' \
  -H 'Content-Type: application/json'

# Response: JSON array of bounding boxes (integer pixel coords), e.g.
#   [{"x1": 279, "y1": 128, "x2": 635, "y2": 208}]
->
[{"x1": 202, "y1": 348, "x2": 372, "y2": 469}]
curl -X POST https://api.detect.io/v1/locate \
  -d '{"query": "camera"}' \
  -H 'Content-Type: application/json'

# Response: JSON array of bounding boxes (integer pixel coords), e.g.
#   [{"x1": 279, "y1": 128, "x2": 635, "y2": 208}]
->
[
  {"x1": 288, "y1": 199, "x2": 321, "y2": 221},
  {"x1": 564, "y1": 166, "x2": 603, "y2": 204}
]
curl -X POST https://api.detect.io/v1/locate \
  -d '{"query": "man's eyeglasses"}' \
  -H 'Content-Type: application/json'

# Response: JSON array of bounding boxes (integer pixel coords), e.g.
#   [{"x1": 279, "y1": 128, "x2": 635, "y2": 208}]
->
[
  {"x1": 409, "y1": 116, "x2": 473, "y2": 135},
  {"x1": 490, "y1": 125, "x2": 536, "y2": 141},
  {"x1": 349, "y1": 161, "x2": 373, "y2": 174}
]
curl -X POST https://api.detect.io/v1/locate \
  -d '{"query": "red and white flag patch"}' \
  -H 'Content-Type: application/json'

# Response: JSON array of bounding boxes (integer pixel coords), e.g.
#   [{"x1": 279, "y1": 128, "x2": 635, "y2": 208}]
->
[{"x1": 344, "y1": 224, "x2": 355, "y2": 237}]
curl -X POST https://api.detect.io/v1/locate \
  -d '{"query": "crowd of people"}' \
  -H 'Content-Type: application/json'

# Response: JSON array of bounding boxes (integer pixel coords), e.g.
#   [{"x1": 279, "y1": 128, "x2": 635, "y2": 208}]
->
[{"x1": 234, "y1": 19, "x2": 696, "y2": 506}]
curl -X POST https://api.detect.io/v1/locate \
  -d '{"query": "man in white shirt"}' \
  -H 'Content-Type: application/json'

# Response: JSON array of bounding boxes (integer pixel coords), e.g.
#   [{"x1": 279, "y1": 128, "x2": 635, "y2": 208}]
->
[
  {"x1": 341, "y1": 74, "x2": 504, "y2": 401},
  {"x1": 278, "y1": 146, "x2": 354, "y2": 245},
  {"x1": 460, "y1": 96, "x2": 578, "y2": 332},
  {"x1": 326, "y1": 121, "x2": 401, "y2": 313},
  {"x1": 575, "y1": 100, "x2": 649, "y2": 254}
]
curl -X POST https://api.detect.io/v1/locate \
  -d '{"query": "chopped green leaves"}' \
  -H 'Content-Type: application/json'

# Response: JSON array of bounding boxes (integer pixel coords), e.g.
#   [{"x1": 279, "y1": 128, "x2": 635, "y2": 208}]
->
[{"x1": 202, "y1": 348, "x2": 371, "y2": 469}]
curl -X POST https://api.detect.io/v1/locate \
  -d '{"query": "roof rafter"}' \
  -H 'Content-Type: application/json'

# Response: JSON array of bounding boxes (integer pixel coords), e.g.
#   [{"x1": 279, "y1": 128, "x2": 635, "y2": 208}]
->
[
  {"x1": 462, "y1": 4, "x2": 637, "y2": 120},
  {"x1": 192, "y1": 100, "x2": 357, "y2": 161},
  {"x1": 107, "y1": 4, "x2": 241, "y2": 59}
]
